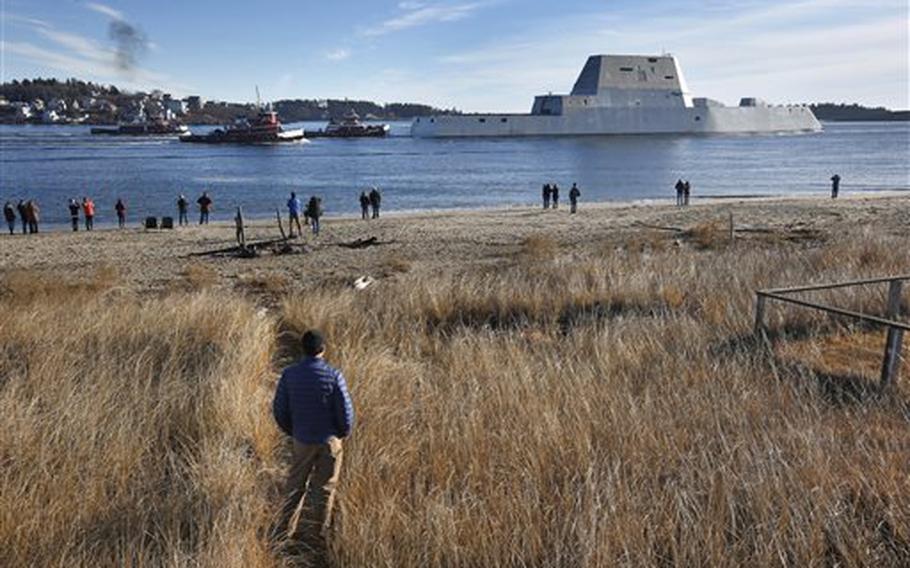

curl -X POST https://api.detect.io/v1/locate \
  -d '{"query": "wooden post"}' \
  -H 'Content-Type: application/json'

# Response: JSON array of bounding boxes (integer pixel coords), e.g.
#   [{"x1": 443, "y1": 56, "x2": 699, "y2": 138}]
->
[
  {"x1": 234, "y1": 206, "x2": 245, "y2": 248},
  {"x1": 754, "y1": 293, "x2": 767, "y2": 335},
  {"x1": 881, "y1": 279, "x2": 904, "y2": 389},
  {"x1": 728, "y1": 212, "x2": 734, "y2": 244},
  {"x1": 275, "y1": 208, "x2": 287, "y2": 241}
]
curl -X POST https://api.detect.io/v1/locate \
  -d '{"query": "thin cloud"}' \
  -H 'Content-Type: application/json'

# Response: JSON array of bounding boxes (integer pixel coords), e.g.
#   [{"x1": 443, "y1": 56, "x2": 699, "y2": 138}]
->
[
  {"x1": 325, "y1": 48, "x2": 351, "y2": 61},
  {"x1": 85, "y1": 2, "x2": 124, "y2": 21},
  {"x1": 362, "y1": 2, "x2": 483, "y2": 37},
  {"x1": 5, "y1": 14, "x2": 53, "y2": 28}
]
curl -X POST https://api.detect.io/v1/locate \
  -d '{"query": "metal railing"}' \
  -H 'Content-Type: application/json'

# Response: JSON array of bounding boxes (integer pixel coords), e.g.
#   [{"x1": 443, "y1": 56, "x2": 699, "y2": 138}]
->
[{"x1": 754, "y1": 275, "x2": 909, "y2": 389}]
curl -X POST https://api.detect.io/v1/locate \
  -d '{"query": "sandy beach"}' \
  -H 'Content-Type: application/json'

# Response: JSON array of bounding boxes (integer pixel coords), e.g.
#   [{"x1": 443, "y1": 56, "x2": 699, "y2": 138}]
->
[{"x1": 2, "y1": 192, "x2": 907, "y2": 292}]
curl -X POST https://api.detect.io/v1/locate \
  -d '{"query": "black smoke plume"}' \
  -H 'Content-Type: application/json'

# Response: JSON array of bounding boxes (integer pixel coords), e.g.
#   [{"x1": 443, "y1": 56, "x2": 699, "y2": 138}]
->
[{"x1": 108, "y1": 19, "x2": 148, "y2": 73}]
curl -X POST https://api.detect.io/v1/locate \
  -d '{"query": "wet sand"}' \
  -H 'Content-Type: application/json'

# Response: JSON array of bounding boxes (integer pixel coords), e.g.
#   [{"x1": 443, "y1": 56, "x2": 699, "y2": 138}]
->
[{"x1": 1, "y1": 192, "x2": 907, "y2": 293}]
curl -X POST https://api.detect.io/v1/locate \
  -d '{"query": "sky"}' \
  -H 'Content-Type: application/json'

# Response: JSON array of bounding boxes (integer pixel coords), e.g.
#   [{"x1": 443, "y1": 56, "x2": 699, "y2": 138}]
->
[{"x1": 1, "y1": 0, "x2": 908, "y2": 111}]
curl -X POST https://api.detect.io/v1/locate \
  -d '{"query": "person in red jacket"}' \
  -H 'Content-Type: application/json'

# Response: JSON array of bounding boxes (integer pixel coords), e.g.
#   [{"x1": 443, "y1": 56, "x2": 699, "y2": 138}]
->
[{"x1": 82, "y1": 197, "x2": 95, "y2": 231}]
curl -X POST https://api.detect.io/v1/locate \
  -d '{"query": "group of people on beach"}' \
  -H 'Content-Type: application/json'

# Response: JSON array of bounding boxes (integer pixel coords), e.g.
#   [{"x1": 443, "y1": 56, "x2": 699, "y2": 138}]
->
[
  {"x1": 674, "y1": 179, "x2": 693, "y2": 206},
  {"x1": 284, "y1": 187, "x2": 382, "y2": 238},
  {"x1": 541, "y1": 183, "x2": 582, "y2": 213},
  {"x1": 66, "y1": 197, "x2": 102, "y2": 231},
  {"x1": 3, "y1": 200, "x2": 40, "y2": 234},
  {"x1": 358, "y1": 187, "x2": 382, "y2": 220},
  {"x1": 286, "y1": 192, "x2": 326, "y2": 237}
]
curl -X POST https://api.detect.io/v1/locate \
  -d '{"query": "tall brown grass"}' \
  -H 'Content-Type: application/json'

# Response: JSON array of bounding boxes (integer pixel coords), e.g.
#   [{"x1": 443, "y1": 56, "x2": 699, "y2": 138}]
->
[
  {"x1": 1, "y1": 230, "x2": 908, "y2": 566},
  {"x1": 0, "y1": 277, "x2": 279, "y2": 566}
]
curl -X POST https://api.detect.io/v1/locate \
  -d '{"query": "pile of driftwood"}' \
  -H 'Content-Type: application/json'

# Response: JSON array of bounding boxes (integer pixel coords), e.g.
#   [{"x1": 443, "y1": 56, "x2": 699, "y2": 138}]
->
[
  {"x1": 192, "y1": 208, "x2": 306, "y2": 258},
  {"x1": 192, "y1": 208, "x2": 395, "y2": 259}
]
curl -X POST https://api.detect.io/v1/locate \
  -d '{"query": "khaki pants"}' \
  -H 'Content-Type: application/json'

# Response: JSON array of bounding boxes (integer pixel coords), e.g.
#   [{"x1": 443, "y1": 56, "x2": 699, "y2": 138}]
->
[{"x1": 279, "y1": 437, "x2": 344, "y2": 548}]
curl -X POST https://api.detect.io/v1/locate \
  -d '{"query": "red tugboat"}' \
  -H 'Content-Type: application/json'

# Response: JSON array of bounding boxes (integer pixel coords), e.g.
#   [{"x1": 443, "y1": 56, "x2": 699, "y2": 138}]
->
[
  {"x1": 304, "y1": 109, "x2": 390, "y2": 138},
  {"x1": 180, "y1": 92, "x2": 305, "y2": 144}
]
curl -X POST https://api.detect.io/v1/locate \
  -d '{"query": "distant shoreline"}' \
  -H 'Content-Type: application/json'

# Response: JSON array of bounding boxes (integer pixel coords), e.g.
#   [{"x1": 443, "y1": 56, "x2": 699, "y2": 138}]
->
[{"x1": 2, "y1": 116, "x2": 909, "y2": 127}]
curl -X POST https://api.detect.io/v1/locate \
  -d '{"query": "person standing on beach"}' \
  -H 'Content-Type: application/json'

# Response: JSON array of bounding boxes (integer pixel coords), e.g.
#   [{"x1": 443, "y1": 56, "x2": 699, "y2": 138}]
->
[
  {"x1": 683, "y1": 181, "x2": 691, "y2": 206},
  {"x1": 16, "y1": 200, "x2": 27, "y2": 234},
  {"x1": 675, "y1": 179, "x2": 685, "y2": 206},
  {"x1": 551, "y1": 183, "x2": 559, "y2": 209},
  {"x1": 177, "y1": 194, "x2": 189, "y2": 226},
  {"x1": 115, "y1": 199, "x2": 127, "y2": 229},
  {"x1": 197, "y1": 192, "x2": 213, "y2": 225},
  {"x1": 306, "y1": 196, "x2": 323, "y2": 236},
  {"x1": 830, "y1": 174, "x2": 841, "y2": 199},
  {"x1": 368, "y1": 186, "x2": 381, "y2": 219},
  {"x1": 287, "y1": 192, "x2": 303, "y2": 237},
  {"x1": 569, "y1": 183, "x2": 581, "y2": 214},
  {"x1": 82, "y1": 197, "x2": 95, "y2": 231},
  {"x1": 3, "y1": 201, "x2": 16, "y2": 235},
  {"x1": 68, "y1": 199, "x2": 80, "y2": 231},
  {"x1": 25, "y1": 200, "x2": 39, "y2": 234},
  {"x1": 359, "y1": 191, "x2": 370, "y2": 220},
  {"x1": 272, "y1": 330, "x2": 354, "y2": 556},
  {"x1": 542, "y1": 184, "x2": 551, "y2": 209}
]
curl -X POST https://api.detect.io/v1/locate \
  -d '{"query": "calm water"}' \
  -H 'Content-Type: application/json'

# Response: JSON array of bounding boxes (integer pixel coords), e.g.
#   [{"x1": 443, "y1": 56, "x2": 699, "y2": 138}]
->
[{"x1": 0, "y1": 121, "x2": 908, "y2": 227}]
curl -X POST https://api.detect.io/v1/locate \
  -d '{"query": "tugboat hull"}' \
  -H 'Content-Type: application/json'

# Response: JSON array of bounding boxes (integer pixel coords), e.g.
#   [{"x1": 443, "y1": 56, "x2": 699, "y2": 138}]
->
[
  {"x1": 91, "y1": 123, "x2": 189, "y2": 136},
  {"x1": 304, "y1": 124, "x2": 390, "y2": 138},
  {"x1": 180, "y1": 128, "x2": 306, "y2": 144}
]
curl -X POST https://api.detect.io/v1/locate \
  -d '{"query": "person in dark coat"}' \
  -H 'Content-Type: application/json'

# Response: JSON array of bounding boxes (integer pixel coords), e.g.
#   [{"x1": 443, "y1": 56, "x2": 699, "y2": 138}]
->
[
  {"x1": 569, "y1": 183, "x2": 581, "y2": 214},
  {"x1": 551, "y1": 183, "x2": 559, "y2": 209},
  {"x1": 542, "y1": 184, "x2": 551, "y2": 209},
  {"x1": 674, "y1": 179, "x2": 685, "y2": 206},
  {"x1": 68, "y1": 199, "x2": 80, "y2": 231},
  {"x1": 272, "y1": 330, "x2": 354, "y2": 555},
  {"x1": 16, "y1": 200, "x2": 27, "y2": 234},
  {"x1": 115, "y1": 198, "x2": 127, "y2": 229},
  {"x1": 177, "y1": 194, "x2": 189, "y2": 226},
  {"x1": 368, "y1": 187, "x2": 381, "y2": 219},
  {"x1": 359, "y1": 191, "x2": 370, "y2": 220},
  {"x1": 306, "y1": 196, "x2": 323, "y2": 235},
  {"x1": 197, "y1": 191, "x2": 212, "y2": 224},
  {"x1": 3, "y1": 201, "x2": 16, "y2": 235},
  {"x1": 830, "y1": 174, "x2": 841, "y2": 199},
  {"x1": 683, "y1": 180, "x2": 691, "y2": 206},
  {"x1": 25, "y1": 200, "x2": 39, "y2": 234}
]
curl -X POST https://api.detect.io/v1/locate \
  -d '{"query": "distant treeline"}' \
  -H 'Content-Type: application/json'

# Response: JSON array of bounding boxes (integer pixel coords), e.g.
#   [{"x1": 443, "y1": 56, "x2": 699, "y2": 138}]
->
[
  {"x1": 191, "y1": 99, "x2": 460, "y2": 124},
  {"x1": 809, "y1": 103, "x2": 909, "y2": 122},
  {"x1": 0, "y1": 77, "x2": 460, "y2": 124},
  {"x1": 0, "y1": 78, "x2": 122, "y2": 101}
]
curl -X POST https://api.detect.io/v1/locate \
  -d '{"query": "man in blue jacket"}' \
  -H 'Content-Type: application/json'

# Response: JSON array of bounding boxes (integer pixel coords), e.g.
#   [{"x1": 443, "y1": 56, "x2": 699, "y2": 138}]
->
[
  {"x1": 287, "y1": 192, "x2": 303, "y2": 237},
  {"x1": 273, "y1": 330, "x2": 355, "y2": 551}
]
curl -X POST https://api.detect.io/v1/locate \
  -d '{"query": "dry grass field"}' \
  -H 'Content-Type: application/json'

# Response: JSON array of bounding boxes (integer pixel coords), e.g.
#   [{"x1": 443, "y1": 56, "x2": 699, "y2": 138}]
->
[{"x1": 0, "y1": 199, "x2": 908, "y2": 567}]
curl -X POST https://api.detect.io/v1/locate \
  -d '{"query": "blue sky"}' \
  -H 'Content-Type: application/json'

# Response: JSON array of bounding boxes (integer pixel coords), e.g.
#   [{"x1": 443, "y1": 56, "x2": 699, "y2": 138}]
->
[{"x1": 1, "y1": 0, "x2": 908, "y2": 111}]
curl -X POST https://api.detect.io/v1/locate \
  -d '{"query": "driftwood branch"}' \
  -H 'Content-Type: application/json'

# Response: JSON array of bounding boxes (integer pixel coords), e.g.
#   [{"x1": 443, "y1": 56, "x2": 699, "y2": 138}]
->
[
  {"x1": 276, "y1": 209, "x2": 287, "y2": 241},
  {"x1": 632, "y1": 221, "x2": 685, "y2": 232},
  {"x1": 338, "y1": 236, "x2": 395, "y2": 249}
]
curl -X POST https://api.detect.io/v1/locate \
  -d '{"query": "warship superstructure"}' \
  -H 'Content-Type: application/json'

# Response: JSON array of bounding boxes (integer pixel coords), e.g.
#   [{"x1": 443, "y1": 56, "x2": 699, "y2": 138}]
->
[{"x1": 412, "y1": 54, "x2": 821, "y2": 137}]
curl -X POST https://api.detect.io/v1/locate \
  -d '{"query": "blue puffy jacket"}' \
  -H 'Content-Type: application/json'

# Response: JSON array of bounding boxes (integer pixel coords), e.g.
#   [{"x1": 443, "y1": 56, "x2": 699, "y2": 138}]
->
[{"x1": 273, "y1": 356, "x2": 354, "y2": 444}]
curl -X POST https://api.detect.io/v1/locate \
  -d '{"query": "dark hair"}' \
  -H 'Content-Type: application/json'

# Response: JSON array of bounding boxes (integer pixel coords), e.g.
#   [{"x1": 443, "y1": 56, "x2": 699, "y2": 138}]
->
[{"x1": 302, "y1": 330, "x2": 325, "y2": 356}]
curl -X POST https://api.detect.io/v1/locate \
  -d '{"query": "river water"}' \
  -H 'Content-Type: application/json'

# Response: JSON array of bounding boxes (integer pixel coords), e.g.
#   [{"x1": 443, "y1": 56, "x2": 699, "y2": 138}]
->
[{"x1": 0, "y1": 121, "x2": 907, "y2": 227}]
